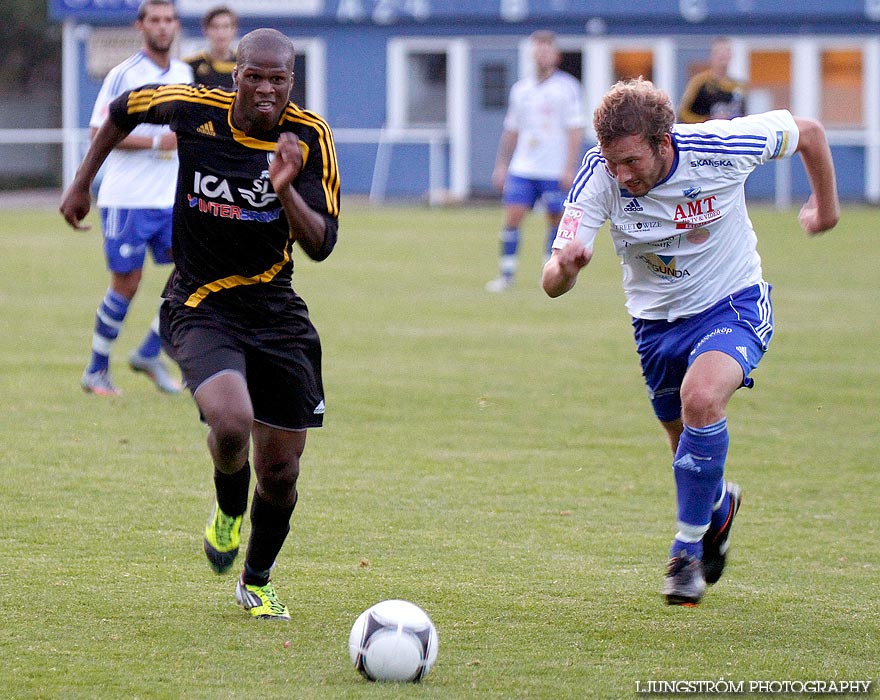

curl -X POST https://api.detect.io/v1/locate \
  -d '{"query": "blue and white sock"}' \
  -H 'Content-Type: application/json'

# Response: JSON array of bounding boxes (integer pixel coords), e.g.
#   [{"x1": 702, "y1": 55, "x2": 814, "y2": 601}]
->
[
  {"x1": 670, "y1": 418, "x2": 729, "y2": 559},
  {"x1": 499, "y1": 227, "x2": 520, "y2": 280},
  {"x1": 87, "y1": 289, "x2": 130, "y2": 374},
  {"x1": 136, "y1": 314, "x2": 162, "y2": 360},
  {"x1": 545, "y1": 224, "x2": 557, "y2": 259}
]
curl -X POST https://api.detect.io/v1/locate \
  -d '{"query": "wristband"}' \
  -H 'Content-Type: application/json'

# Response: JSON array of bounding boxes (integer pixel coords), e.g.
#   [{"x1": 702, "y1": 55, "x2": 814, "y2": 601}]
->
[{"x1": 151, "y1": 135, "x2": 162, "y2": 151}]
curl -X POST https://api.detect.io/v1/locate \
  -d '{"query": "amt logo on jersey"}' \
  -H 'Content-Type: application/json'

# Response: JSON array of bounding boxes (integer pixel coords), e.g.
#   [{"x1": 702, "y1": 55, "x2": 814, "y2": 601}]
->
[{"x1": 673, "y1": 195, "x2": 720, "y2": 228}]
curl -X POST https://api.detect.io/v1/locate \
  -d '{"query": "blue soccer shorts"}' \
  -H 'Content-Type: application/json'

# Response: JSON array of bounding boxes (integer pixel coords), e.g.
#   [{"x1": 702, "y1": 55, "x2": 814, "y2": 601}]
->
[
  {"x1": 502, "y1": 174, "x2": 565, "y2": 214},
  {"x1": 100, "y1": 207, "x2": 174, "y2": 274},
  {"x1": 632, "y1": 282, "x2": 774, "y2": 423}
]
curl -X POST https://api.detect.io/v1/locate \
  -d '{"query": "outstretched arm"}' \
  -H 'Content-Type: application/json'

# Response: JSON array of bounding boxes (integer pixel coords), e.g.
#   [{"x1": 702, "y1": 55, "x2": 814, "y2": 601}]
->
[
  {"x1": 793, "y1": 116, "x2": 840, "y2": 235},
  {"x1": 541, "y1": 240, "x2": 593, "y2": 298},
  {"x1": 59, "y1": 120, "x2": 131, "y2": 230}
]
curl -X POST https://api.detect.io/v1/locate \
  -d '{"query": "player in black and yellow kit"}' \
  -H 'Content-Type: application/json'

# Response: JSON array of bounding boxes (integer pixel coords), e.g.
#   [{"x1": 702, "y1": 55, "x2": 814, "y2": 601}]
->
[
  {"x1": 678, "y1": 37, "x2": 747, "y2": 124},
  {"x1": 61, "y1": 28, "x2": 340, "y2": 621},
  {"x1": 183, "y1": 5, "x2": 237, "y2": 88}
]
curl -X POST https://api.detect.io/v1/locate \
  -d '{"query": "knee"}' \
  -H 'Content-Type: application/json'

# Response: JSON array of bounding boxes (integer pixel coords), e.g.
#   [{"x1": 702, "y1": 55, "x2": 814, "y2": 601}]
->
[
  {"x1": 210, "y1": 407, "x2": 253, "y2": 461},
  {"x1": 258, "y1": 458, "x2": 299, "y2": 505},
  {"x1": 680, "y1": 383, "x2": 725, "y2": 427},
  {"x1": 112, "y1": 270, "x2": 142, "y2": 299}
]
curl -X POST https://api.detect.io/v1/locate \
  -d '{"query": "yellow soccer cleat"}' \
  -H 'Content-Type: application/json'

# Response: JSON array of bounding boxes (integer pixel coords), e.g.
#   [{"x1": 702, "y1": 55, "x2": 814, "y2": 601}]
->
[
  {"x1": 235, "y1": 577, "x2": 291, "y2": 621},
  {"x1": 203, "y1": 502, "x2": 242, "y2": 574}
]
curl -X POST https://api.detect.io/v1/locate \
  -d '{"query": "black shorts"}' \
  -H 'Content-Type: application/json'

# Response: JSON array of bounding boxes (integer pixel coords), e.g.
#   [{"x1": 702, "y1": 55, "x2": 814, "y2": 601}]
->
[{"x1": 160, "y1": 298, "x2": 325, "y2": 430}]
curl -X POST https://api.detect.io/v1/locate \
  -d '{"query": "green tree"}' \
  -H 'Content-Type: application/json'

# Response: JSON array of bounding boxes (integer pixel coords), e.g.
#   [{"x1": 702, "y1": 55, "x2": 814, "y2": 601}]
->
[{"x1": 0, "y1": 0, "x2": 61, "y2": 94}]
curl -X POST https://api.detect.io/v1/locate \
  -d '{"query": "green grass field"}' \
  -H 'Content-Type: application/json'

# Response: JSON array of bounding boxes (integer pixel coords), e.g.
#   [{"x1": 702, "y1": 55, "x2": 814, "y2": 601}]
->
[{"x1": 1, "y1": 199, "x2": 877, "y2": 699}]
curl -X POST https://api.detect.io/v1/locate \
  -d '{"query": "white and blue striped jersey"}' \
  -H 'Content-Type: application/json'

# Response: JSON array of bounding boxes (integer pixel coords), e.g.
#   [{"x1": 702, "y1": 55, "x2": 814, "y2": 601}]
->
[
  {"x1": 553, "y1": 110, "x2": 800, "y2": 321},
  {"x1": 505, "y1": 69, "x2": 585, "y2": 180},
  {"x1": 89, "y1": 51, "x2": 193, "y2": 208}
]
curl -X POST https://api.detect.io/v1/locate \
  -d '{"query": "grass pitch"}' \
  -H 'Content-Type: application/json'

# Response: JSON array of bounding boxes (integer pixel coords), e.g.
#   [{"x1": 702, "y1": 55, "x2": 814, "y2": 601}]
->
[{"x1": 1, "y1": 199, "x2": 877, "y2": 699}]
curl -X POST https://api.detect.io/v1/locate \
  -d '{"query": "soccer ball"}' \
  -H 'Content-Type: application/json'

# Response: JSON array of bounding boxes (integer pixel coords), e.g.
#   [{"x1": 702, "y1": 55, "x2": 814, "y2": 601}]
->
[{"x1": 348, "y1": 599, "x2": 439, "y2": 682}]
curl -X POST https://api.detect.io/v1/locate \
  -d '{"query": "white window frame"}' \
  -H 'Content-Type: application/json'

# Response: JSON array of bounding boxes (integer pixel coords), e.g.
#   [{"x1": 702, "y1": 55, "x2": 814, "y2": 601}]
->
[
  {"x1": 177, "y1": 34, "x2": 326, "y2": 115},
  {"x1": 288, "y1": 37, "x2": 327, "y2": 116},
  {"x1": 582, "y1": 36, "x2": 676, "y2": 142},
  {"x1": 387, "y1": 36, "x2": 468, "y2": 198}
]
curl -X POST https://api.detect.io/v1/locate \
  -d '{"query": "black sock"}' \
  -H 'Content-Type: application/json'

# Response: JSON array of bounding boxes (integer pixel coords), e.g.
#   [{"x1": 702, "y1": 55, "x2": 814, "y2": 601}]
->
[
  {"x1": 214, "y1": 462, "x2": 250, "y2": 517},
  {"x1": 243, "y1": 489, "x2": 296, "y2": 585}
]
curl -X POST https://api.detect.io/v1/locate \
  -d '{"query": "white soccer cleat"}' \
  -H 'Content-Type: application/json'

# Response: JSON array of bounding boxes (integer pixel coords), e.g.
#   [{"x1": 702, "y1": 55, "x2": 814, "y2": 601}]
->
[
  {"x1": 485, "y1": 276, "x2": 512, "y2": 293},
  {"x1": 128, "y1": 352, "x2": 182, "y2": 394}
]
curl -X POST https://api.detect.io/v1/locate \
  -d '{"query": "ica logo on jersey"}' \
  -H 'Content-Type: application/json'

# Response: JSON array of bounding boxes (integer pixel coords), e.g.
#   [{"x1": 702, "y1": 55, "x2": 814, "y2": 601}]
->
[{"x1": 192, "y1": 170, "x2": 278, "y2": 208}]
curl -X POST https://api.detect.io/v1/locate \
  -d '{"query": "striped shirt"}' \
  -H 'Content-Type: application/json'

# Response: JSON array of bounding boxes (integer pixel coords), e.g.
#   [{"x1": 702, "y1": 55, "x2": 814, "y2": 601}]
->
[
  {"x1": 89, "y1": 52, "x2": 193, "y2": 208},
  {"x1": 108, "y1": 84, "x2": 340, "y2": 314},
  {"x1": 553, "y1": 110, "x2": 799, "y2": 321}
]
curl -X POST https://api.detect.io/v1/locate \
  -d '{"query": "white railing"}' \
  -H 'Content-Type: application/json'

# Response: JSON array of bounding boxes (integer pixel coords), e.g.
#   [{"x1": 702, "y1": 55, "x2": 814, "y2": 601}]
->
[
  {"x1": 333, "y1": 127, "x2": 449, "y2": 206},
  {"x1": 0, "y1": 127, "x2": 875, "y2": 205},
  {"x1": 0, "y1": 126, "x2": 450, "y2": 206}
]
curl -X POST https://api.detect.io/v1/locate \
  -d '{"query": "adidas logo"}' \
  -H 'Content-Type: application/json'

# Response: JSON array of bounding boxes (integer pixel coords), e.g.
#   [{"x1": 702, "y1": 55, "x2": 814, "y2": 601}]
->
[
  {"x1": 197, "y1": 121, "x2": 216, "y2": 137},
  {"x1": 623, "y1": 198, "x2": 643, "y2": 212},
  {"x1": 736, "y1": 346, "x2": 748, "y2": 361},
  {"x1": 673, "y1": 453, "x2": 701, "y2": 473},
  {"x1": 313, "y1": 400, "x2": 325, "y2": 415}
]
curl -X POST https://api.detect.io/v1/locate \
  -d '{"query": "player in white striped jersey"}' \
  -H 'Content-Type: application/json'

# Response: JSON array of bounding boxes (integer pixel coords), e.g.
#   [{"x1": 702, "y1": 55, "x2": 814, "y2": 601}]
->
[
  {"x1": 543, "y1": 78, "x2": 839, "y2": 605},
  {"x1": 80, "y1": 0, "x2": 193, "y2": 396},
  {"x1": 486, "y1": 30, "x2": 584, "y2": 292}
]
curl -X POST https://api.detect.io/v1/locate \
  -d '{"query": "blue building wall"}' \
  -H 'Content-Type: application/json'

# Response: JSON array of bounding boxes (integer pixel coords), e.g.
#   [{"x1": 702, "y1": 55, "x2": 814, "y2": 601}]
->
[{"x1": 53, "y1": 0, "x2": 878, "y2": 201}]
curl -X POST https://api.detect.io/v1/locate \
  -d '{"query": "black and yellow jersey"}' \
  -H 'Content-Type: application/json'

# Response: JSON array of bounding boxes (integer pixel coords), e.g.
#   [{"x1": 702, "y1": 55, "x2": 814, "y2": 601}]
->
[
  {"x1": 108, "y1": 83, "x2": 340, "y2": 314},
  {"x1": 677, "y1": 71, "x2": 746, "y2": 124},
  {"x1": 183, "y1": 51, "x2": 236, "y2": 88}
]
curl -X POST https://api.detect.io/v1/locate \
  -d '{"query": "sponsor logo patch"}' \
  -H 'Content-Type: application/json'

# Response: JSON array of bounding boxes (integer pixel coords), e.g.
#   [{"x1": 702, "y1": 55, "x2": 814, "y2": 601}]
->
[
  {"x1": 690, "y1": 159, "x2": 733, "y2": 168},
  {"x1": 557, "y1": 205, "x2": 583, "y2": 241}
]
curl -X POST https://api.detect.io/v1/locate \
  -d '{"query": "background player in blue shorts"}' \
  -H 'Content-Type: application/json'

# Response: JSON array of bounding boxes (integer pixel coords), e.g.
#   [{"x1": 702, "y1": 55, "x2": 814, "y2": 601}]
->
[
  {"x1": 542, "y1": 78, "x2": 839, "y2": 605},
  {"x1": 486, "y1": 30, "x2": 584, "y2": 292},
  {"x1": 80, "y1": 0, "x2": 192, "y2": 396}
]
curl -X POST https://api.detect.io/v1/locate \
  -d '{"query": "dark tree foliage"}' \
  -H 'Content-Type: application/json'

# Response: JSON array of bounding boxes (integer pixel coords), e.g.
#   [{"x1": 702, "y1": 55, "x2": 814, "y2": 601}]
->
[{"x1": 0, "y1": 0, "x2": 62, "y2": 94}]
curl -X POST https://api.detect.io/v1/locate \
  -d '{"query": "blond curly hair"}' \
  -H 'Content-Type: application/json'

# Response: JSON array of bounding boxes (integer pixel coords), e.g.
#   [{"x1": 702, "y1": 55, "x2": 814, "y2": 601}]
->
[{"x1": 593, "y1": 78, "x2": 675, "y2": 152}]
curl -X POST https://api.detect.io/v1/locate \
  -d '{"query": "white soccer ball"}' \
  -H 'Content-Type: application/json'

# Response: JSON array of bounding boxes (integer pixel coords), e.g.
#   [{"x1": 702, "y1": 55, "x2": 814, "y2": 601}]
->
[{"x1": 348, "y1": 599, "x2": 439, "y2": 682}]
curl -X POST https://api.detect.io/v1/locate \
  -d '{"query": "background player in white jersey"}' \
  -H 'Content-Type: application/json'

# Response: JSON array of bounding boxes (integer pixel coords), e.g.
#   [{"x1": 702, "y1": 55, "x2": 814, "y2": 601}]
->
[
  {"x1": 486, "y1": 30, "x2": 584, "y2": 292},
  {"x1": 80, "y1": 0, "x2": 193, "y2": 396},
  {"x1": 543, "y1": 78, "x2": 839, "y2": 605}
]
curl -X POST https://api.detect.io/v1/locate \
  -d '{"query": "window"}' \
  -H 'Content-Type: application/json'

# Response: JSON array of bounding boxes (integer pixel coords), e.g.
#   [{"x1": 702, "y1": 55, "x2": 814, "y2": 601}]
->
[
  {"x1": 292, "y1": 54, "x2": 307, "y2": 108},
  {"x1": 749, "y1": 50, "x2": 791, "y2": 112},
  {"x1": 821, "y1": 49, "x2": 862, "y2": 128},
  {"x1": 481, "y1": 63, "x2": 507, "y2": 110},
  {"x1": 559, "y1": 51, "x2": 583, "y2": 82},
  {"x1": 406, "y1": 51, "x2": 448, "y2": 126},
  {"x1": 287, "y1": 38, "x2": 326, "y2": 115},
  {"x1": 613, "y1": 50, "x2": 653, "y2": 82}
]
